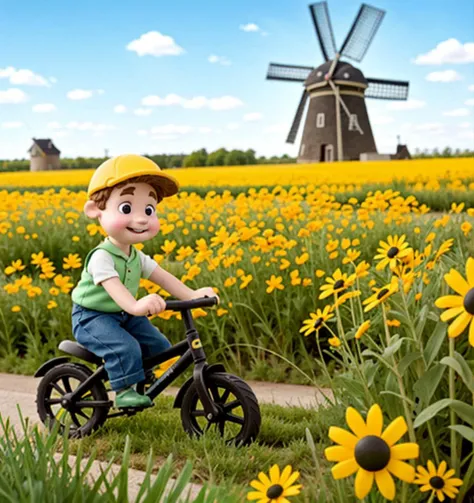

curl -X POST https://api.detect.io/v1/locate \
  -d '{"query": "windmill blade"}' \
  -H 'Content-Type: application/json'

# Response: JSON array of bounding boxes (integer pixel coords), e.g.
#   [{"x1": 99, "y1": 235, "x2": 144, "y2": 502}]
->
[
  {"x1": 267, "y1": 63, "x2": 314, "y2": 82},
  {"x1": 286, "y1": 90, "x2": 309, "y2": 144},
  {"x1": 339, "y1": 4, "x2": 385, "y2": 62},
  {"x1": 309, "y1": 2, "x2": 337, "y2": 61},
  {"x1": 366, "y1": 78, "x2": 409, "y2": 100}
]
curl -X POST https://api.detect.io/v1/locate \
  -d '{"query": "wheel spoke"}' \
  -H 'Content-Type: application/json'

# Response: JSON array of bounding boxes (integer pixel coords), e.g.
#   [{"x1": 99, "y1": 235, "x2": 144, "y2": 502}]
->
[
  {"x1": 45, "y1": 398, "x2": 63, "y2": 405},
  {"x1": 218, "y1": 420, "x2": 225, "y2": 436},
  {"x1": 69, "y1": 411, "x2": 82, "y2": 428},
  {"x1": 208, "y1": 383, "x2": 220, "y2": 402},
  {"x1": 191, "y1": 409, "x2": 206, "y2": 417},
  {"x1": 74, "y1": 400, "x2": 109, "y2": 408},
  {"x1": 220, "y1": 389, "x2": 231, "y2": 404},
  {"x1": 74, "y1": 409, "x2": 91, "y2": 421},
  {"x1": 62, "y1": 377, "x2": 72, "y2": 394},
  {"x1": 223, "y1": 399, "x2": 241, "y2": 412},
  {"x1": 51, "y1": 382, "x2": 66, "y2": 396},
  {"x1": 225, "y1": 413, "x2": 245, "y2": 425}
]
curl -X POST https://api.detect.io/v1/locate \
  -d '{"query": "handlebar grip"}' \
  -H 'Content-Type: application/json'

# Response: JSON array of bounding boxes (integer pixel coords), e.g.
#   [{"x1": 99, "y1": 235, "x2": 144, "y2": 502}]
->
[{"x1": 164, "y1": 296, "x2": 218, "y2": 311}]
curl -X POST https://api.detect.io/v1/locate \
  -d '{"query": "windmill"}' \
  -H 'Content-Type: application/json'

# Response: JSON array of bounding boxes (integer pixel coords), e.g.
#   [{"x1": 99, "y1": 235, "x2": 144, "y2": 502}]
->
[{"x1": 266, "y1": 2, "x2": 409, "y2": 162}]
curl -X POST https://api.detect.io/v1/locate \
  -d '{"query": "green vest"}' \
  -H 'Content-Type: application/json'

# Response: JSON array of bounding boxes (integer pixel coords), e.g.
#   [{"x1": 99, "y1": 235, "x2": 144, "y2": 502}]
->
[{"x1": 71, "y1": 239, "x2": 142, "y2": 312}]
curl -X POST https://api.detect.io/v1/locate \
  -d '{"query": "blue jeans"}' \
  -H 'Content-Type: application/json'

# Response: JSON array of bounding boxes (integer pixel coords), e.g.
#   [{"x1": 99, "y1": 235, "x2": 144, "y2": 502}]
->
[{"x1": 71, "y1": 303, "x2": 171, "y2": 391}]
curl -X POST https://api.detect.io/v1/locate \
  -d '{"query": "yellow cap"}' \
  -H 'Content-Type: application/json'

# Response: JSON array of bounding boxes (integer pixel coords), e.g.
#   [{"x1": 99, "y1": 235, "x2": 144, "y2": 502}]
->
[{"x1": 87, "y1": 154, "x2": 179, "y2": 198}]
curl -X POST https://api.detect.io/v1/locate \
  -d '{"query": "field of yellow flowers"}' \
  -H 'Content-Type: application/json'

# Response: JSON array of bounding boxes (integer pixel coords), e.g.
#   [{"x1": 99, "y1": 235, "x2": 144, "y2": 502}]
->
[{"x1": 1, "y1": 157, "x2": 474, "y2": 501}]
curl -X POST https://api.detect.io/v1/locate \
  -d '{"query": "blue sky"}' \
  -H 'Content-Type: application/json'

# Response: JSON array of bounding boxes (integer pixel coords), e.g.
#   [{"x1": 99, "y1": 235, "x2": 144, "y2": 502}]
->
[{"x1": 0, "y1": 0, "x2": 473, "y2": 160}]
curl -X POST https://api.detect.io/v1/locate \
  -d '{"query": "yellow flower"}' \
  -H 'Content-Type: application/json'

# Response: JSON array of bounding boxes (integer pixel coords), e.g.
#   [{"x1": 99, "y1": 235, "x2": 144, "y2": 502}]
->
[
  {"x1": 240, "y1": 274, "x2": 253, "y2": 289},
  {"x1": 224, "y1": 277, "x2": 237, "y2": 288},
  {"x1": 333, "y1": 290, "x2": 361, "y2": 309},
  {"x1": 374, "y1": 235, "x2": 412, "y2": 271},
  {"x1": 435, "y1": 239, "x2": 454, "y2": 261},
  {"x1": 63, "y1": 253, "x2": 82, "y2": 269},
  {"x1": 11, "y1": 305, "x2": 21, "y2": 313},
  {"x1": 387, "y1": 319, "x2": 401, "y2": 328},
  {"x1": 319, "y1": 269, "x2": 356, "y2": 300},
  {"x1": 4, "y1": 259, "x2": 26, "y2": 275},
  {"x1": 355, "y1": 261, "x2": 370, "y2": 279},
  {"x1": 299, "y1": 306, "x2": 333, "y2": 336},
  {"x1": 415, "y1": 292, "x2": 422, "y2": 302},
  {"x1": 217, "y1": 308, "x2": 228, "y2": 316},
  {"x1": 161, "y1": 239, "x2": 177, "y2": 254},
  {"x1": 363, "y1": 280, "x2": 399, "y2": 312},
  {"x1": 47, "y1": 300, "x2": 58, "y2": 309},
  {"x1": 315, "y1": 269, "x2": 325, "y2": 278},
  {"x1": 328, "y1": 336, "x2": 341, "y2": 347},
  {"x1": 266, "y1": 275, "x2": 284, "y2": 294},
  {"x1": 72, "y1": 235, "x2": 80, "y2": 242},
  {"x1": 435, "y1": 257, "x2": 474, "y2": 346},
  {"x1": 343, "y1": 249, "x2": 361, "y2": 265},
  {"x1": 247, "y1": 464, "x2": 302, "y2": 502},
  {"x1": 53, "y1": 274, "x2": 74, "y2": 294},
  {"x1": 325, "y1": 404, "x2": 419, "y2": 501},
  {"x1": 49, "y1": 287, "x2": 60, "y2": 296},
  {"x1": 302, "y1": 278, "x2": 312, "y2": 287},
  {"x1": 295, "y1": 252, "x2": 309, "y2": 265},
  {"x1": 414, "y1": 461, "x2": 463, "y2": 501},
  {"x1": 461, "y1": 221, "x2": 472, "y2": 236},
  {"x1": 279, "y1": 259, "x2": 291, "y2": 270},
  {"x1": 355, "y1": 320, "x2": 370, "y2": 339}
]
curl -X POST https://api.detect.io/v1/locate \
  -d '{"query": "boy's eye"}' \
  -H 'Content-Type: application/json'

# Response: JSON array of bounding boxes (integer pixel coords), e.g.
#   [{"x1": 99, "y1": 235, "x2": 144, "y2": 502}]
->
[
  {"x1": 118, "y1": 202, "x2": 132, "y2": 214},
  {"x1": 145, "y1": 204, "x2": 155, "y2": 216}
]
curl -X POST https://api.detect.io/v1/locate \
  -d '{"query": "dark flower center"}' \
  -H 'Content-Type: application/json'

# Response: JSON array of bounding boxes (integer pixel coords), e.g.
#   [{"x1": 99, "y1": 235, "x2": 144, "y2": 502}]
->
[
  {"x1": 387, "y1": 247, "x2": 399, "y2": 258},
  {"x1": 266, "y1": 484, "x2": 284, "y2": 499},
  {"x1": 464, "y1": 288, "x2": 474, "y2": 315},
  {"x1": 429, "y1": 476, "x2": 445, "y2": 490},
  {"x1": 355, "y1": 435, "x2": 391, "y2": 472},
  {"x1": 334, "y1": 279, "x2": 345, "y2": 290},
  {"x1": 377, "y1": 288, "x2": 390, "y2": 300},
  {"x1": 313, "y1": 318, "x2": 323, "y2": 329}
]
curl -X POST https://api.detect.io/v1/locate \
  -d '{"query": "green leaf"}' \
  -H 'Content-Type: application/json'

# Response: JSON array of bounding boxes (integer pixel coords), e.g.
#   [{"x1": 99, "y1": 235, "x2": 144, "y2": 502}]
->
[
  {"x1": 440, "y1": 352, "x2": 474, "y2": 394},
  {"x1": 448, "y1": 425, "x2": 474, "y2": 443},
  {"x1": 423, "y1": 322, "x2": 447, "y2": 367},
  {"x1": 388, "y1": 310, "x2": 411, "y2": 327},
  {"x1": 450, "y1": 401, "x2": 474, "y2": 426},
  {"x1": 415, "y1": 305, "x2": 429, "y2": 338},
  {"x1": 413, "y1": 364, "x2": 446, "y2": 406},
  {"x1": 414, "y1": 398, "x2": 452, "y2": 428},
  {"x1": 398, "y1": 351, "x2": 421, "y2": 376},
  {"x1": 364, "y1": 360, "x2": 379, "y2": 387},
  {"x1": 382, "y1": 336, "x2": 406, "y2": 360}
]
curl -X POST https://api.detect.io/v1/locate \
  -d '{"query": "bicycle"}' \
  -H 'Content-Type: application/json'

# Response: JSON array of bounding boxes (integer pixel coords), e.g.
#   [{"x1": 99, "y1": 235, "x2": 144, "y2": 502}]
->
[{"x1": 35, "y1": 296, "x2": 261, "y2": 445}]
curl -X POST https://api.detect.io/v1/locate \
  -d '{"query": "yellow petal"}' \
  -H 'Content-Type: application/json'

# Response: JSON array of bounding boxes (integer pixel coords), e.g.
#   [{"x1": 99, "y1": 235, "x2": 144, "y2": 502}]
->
[
  {"x1": 427, "y1": 460, "x2": 436, "y2": 476},
  {"x1": 346, "y1": 407, "x2": 368, "y2": 438},
  {"x1": 417, "y1": 466, "x2": 429, "y2": 477},
  {"x1": 445, "y1": 478, "x2": 463, "y2": 487},
  {"x1": 387, "y1": 459, "x2": 415, "y2": 483},
  {"x1": 420, "y1": 484, "x2": 432, "y2": 492},
  {"x1": 258, "y1": 471, "x2": 271, "y2": 487},
  {"x1": 437, "y1": 490, "x2": 445, "y2": 501},
  {"x1": 325, "y1": 446, "x2": 354, "y2": 462},
  {"x1": 366, "y1": 405, "x2": 383, "y2": 436},
  {"x1": 469, "y1": 319, "x2": 474, "y2": 347},
  {"x1": 250, "y1": 480, "x2": 267, "y2": 492},
  {"x1": 282, "y1": 471, "x2": 300, "y2": 489},
  {"x1": 355, "y1": 469, "x2": 374, "y2": 500},
  {"x1": 375, "y1": 469, "x2": 396, "y2": 501},
  {"x1": 443, "y1": 468, "x2": 455, "y2": 480},
  {"x1": 328, "y1": 426, "x2": 358, "y2": 449},
  {"x1": 390, "y1": 443, "x2": 419, "y2": 460},
  {"x1": 443, "y1": 489, "x2": 458, "y2": 499},
  {"x1": 466, "y1": 257, "x2": 474, "y2": 286},
  {"x1": 448, "y1": 311, "x2": 472, "y2": 338},
  {"x1": 283, "y1": 485, "x2": 302, "y2": 496},
  {"x1": 441, "y1": 306, "x2": 465, "y2": 322},
  {"x1": 435, "y1": 295, "x2": 463, "y2": 308},
  {"x1": 246, "y1": 491, "x2": 266, "y2": 501},
  {"x1": 269, "y1": 464, "x2": 280, "y2": 484},
  {"x1": 437, "y1": 461, "x2": 447, "y2": 477},
  {"x1": 445, "y1": 269, "x2": 470, "y2": 296},
  {"x1": 382, "y1": 417, "x2": 407, "y2": 446},
  {"x1": 279, "y1": 465, "x2": 292, "y2": 486},
  {"x1": 331, "y1": 458, "x2": 359, "y2": 479}
]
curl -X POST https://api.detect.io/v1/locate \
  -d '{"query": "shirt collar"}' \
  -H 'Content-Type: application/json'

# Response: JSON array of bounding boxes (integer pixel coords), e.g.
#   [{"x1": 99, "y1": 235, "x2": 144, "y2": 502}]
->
[{"x1": 103, "y1": 237, "x2": 136, "y2": 262}]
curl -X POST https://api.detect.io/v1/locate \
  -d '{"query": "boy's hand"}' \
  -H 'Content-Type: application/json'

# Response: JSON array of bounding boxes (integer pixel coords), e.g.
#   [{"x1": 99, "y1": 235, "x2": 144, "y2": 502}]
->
[
  {"x1": 133, "y1": 294, "x2": 167, "y2": 317},
  {"x1": 191, "y1": 287, "x2": 220, "y2": 304}
]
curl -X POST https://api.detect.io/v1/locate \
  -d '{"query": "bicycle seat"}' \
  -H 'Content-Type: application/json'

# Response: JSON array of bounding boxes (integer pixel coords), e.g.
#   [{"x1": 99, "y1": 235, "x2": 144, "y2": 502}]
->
[{"x1": 59, "y1": 340, "x2": 103, "y2": 365}]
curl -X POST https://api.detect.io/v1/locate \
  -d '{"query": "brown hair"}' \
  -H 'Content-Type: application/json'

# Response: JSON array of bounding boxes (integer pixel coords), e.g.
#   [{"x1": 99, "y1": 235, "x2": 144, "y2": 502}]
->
[{"x1": 89, "y1": 175, "x2": 164, "y2": 210}]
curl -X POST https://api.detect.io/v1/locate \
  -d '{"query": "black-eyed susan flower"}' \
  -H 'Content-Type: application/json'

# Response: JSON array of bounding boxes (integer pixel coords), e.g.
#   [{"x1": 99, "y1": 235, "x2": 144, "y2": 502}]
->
[
  {"x1": 363, "y1": 280, "x2": 399, "y2": 313},
  {"x1": 299, "y1": 306, "x2": 333, "y2": 336},
  {"x1": 435, "y1": 257, "x2": 474, "y2": 346},
  {"x1": 247, "y1": 464, "x2": 302, "y2": 503},
  {"x1": 319, "y1": 269, "x2": 356, "y2": 300},
  {"x1": 355, "y1": 320, "x2": 370, "y2": 339},
  {"x1": 325, "y1": 404, "x2": 419, "y2": 501},
  {"x1": 375, "y1": 235, "x2": 412, "y2": 271},
  {"x1": 333, "y1": 290, "x2": 361, "y2": 309},
  {"x1": 414, "y1": 461, "x2": 463, "y2": 502}
]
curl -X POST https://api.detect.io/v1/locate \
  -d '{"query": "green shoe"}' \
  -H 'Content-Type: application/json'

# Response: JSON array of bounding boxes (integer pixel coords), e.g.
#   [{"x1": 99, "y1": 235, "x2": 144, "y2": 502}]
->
[{"x1": 115, "y1": 387, "x2": 152, "y2": 409}]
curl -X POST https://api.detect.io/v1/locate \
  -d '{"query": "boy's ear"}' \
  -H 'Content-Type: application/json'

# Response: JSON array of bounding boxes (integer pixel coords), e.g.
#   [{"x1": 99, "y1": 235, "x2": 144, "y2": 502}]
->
[{"x1": 84, "y1": 200, "x2": 101, "y2": 219}]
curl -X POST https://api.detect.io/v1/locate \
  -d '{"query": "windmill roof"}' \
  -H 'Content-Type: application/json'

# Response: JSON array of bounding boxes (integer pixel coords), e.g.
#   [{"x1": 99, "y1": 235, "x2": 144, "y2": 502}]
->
[
  {"x1": 305, "y1": 60, "x2": 367, "y2": 88},
  {"x1": 28, "y1": 138, "x2": 61, "y2": 155}
]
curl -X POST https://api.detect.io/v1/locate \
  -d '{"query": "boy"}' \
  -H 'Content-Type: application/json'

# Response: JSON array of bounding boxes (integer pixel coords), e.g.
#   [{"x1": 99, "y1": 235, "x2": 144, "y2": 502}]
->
[{"x1": 71, "y1": 154, "x2": 219, "y2": 409}]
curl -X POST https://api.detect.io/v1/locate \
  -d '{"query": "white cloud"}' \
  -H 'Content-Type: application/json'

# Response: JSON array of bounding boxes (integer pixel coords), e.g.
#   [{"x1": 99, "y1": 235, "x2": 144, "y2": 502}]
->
[
  {"x1": 208, "y1": 54, "x2": 231, "y2": 66},
  {"x1": 243, "y1": 112, "x2": 263, "y2": 122},
  {"x1": 198, "y1": 126, "x2": 212, "y2": 133},
  {"x1": 47, "y1": 121, "x2": 62, "y2": 129},
  {"x1": 67, "y1": 89, "x2": 94, "y2": 100},
  {"x1": 443, "y1": 108, "x2": 470, "y2": 117},
  {"x1": 1, "y1": 121, "x2": 23, "y2": 129},
  {"x1": 126, "y1": 31, "x2": 184, "y2": 57},
  {"x1": 226, "y1": 122, "x2": 240, "y2": 130},
  {"x1": 465, "y1": 98, "x2": 474, "y2": 106},
  {"x1": 54, "y1": 131, "x2": 69, "y2": 138},
  {"x1": 0, "y1": 88, "x2": 28, "y2": 104},
  {"x1": 114, "y1": 104, "x2": 127, "y2": 113},
  {"x1": 134, "y1": 108, "x2": 152, "y2": 116},
  {"x1": 137, "y1": 129, "x2": 148, "y2": 136},
  {"x1": 459, "y1": 122, "x2": 471, "y2": 129},
  {"x1": 414, "y1": 39, "x2": 474, "y2": 65},
  {"x1": 387, "y1": 99, "x2": 425, "y2": 110},
  {"x1": 66, "y1": 121, "x2": 115, "y2": 132},
  {"x1": 240, "y1": 23, "x2": 260, "y2": 32},
  {"x1": 32, "y1": 103, "x2": 56, "y2": 113},
  {"x1": 469, "y1": 84, "x2": 474, "y2": 92},
  {"x1": 150, "y1": 125, "x2": 193, "y2": 135},
  {"x1": 370, "y1": 115, "x2": 394, "y2": 125},
  {"x1": 426, "y1": 70, "x2": 462, "y2": 82},
  {"x1": 142, "y1": 93, "x2": 243, "y2": 110},
  {"x1": 0, "y1": 66, "x2": 50, "y2": 86}
]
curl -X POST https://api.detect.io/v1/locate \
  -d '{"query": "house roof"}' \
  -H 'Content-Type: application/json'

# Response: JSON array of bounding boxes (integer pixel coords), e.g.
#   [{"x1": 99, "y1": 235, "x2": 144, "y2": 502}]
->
[{"x1": 28, "y1": 138, "x2": 61, "y2": 155}]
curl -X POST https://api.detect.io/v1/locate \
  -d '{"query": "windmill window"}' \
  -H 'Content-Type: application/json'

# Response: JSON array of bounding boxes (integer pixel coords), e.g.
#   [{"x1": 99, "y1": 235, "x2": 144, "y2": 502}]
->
[
  {"x1": 349, "y1": 114, "x2": 360, "y2": 131},
  {"x1": 316, "y1": 113, "x2": 325, "y2": 128},
  {"x1": 316, "y1": 71, "x2": 323, "y2": 77},
  {"x1": 344, "y1": 72, "x2": 350, "y2": 79}
]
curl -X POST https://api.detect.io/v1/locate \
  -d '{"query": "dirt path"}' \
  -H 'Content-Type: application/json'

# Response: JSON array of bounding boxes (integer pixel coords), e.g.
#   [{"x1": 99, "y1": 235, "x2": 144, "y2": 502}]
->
[{"x1": 0, "y1": 372, "x2": 331, "y2": 502}]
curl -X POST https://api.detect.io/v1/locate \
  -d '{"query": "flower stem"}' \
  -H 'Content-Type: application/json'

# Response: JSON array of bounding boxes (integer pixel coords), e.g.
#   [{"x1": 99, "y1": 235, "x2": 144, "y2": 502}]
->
[{"x1": 449, "y1": 337, "x2": 458, "y2": 474}]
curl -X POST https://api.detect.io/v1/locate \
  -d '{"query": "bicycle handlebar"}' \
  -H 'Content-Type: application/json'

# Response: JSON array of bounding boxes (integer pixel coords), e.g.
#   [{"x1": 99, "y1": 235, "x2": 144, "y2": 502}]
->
[{"x1": 164, "y1": 296, "x2": 218, "y2": 311}]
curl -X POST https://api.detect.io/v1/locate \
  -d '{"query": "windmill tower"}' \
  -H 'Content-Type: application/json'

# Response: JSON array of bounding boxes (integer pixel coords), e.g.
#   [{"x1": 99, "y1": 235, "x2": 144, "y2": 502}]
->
[{"x1": 267, "y1": 2, "x2": 410, "y2": 162}]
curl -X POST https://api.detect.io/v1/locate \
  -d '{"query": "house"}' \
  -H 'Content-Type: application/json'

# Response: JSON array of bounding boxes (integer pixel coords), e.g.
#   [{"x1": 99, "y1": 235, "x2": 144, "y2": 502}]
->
[{"x1": 28, "y1": 138, "x2": 61, "y2": 171}]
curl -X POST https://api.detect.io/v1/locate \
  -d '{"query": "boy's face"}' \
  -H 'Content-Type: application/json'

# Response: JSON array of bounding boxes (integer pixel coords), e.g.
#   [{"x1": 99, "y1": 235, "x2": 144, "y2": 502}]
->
[{"x1": 97, "y1": 182, "x2": 160, "y2": 245}]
